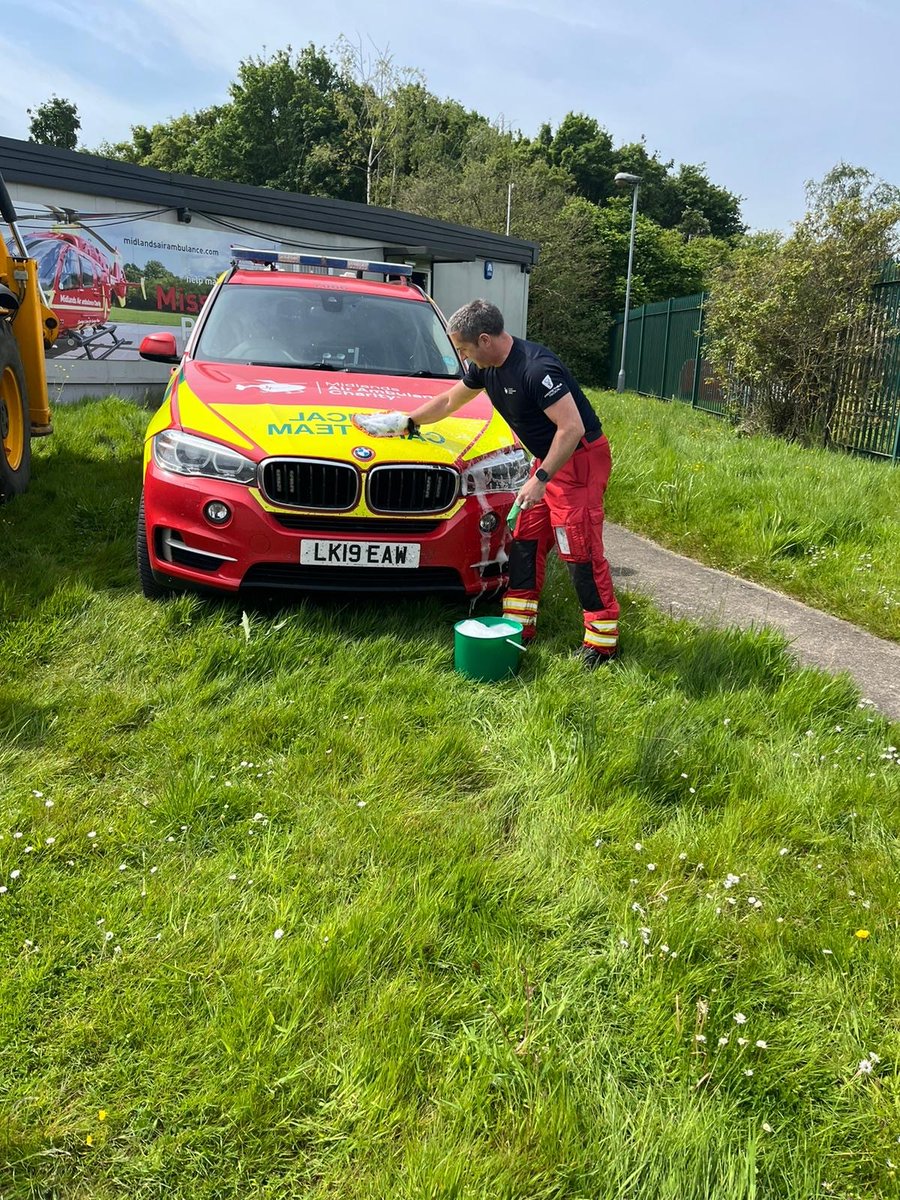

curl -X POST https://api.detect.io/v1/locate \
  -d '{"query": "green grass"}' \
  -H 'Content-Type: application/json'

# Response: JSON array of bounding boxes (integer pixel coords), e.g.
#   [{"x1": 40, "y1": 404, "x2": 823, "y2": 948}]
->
[
  {"x1": 596, "y1": 390, "x2": 900, "y2": 642},
  {"x1": 2, "y1": 398, "x2": 900, "y2": 1198},
  {"x1": 114, "y1": 306, "x2": 184, "y2": 326}
]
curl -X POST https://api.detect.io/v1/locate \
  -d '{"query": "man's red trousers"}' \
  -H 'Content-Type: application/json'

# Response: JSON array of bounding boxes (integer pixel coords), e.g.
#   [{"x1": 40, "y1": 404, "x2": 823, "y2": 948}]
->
[{"x1": 502, "y1": 434, "x2": 619, "y2": 656}]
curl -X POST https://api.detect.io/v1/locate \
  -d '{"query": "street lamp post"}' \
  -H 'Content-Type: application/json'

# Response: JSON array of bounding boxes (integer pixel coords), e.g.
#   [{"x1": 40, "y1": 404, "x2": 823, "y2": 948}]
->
[{"x1": 614, "y1": 172, "x2": 641, "y2": 393}]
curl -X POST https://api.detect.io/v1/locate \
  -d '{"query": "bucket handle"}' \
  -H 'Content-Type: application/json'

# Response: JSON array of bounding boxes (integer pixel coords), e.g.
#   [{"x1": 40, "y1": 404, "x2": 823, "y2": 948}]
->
[{"x1": 506, "y1": 639, "x2": 527, "y2": 652}]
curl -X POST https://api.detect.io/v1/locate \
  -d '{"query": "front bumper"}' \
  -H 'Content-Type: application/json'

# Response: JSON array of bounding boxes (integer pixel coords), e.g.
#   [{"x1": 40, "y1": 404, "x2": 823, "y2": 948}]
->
[{"x1": 142, "y1": 465, "x2": 513, "y2": 597}]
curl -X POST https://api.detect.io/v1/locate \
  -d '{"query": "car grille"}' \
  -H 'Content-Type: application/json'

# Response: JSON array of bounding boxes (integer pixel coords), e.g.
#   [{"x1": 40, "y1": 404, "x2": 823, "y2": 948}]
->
[
  {"x1": 271, "y1": 514, "x2": 442, "y2": 535},
  {"x1": 241, "y1": 564, "x2": 464, "y2": 593},
  {"x1": 260, "y1": 458, "x2": 359, "y2": 511},
  {"x1": 366, "y1": 465, "x2": 459, "y2": 514}
]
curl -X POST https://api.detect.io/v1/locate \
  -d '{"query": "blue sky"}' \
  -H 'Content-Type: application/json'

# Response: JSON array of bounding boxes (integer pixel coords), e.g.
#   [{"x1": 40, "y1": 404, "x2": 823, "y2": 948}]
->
[{"x1": 0, "y1": 0, "x2": 894, "y2": 233}]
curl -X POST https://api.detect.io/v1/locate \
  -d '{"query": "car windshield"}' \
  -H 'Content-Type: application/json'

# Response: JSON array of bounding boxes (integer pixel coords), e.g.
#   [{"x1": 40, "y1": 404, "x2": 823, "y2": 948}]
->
[{"x1": 193, "y1": 283, "x2": 464, "y2": 378}]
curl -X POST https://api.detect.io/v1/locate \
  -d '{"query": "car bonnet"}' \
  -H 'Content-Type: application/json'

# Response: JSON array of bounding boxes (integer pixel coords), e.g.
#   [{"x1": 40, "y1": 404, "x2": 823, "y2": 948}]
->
[{"x1": 167, "y1": 360, "x2": 519, "y2": 467}]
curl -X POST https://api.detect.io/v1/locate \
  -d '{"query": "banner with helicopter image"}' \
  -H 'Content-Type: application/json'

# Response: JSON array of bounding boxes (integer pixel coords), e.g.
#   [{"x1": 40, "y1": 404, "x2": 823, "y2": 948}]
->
[{"x1": 8, "y1": 194, "x2": 275, "y2": 363}]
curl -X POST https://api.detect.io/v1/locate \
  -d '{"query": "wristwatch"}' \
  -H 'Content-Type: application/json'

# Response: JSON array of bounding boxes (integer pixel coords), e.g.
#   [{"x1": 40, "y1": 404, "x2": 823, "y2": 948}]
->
[{"x1": 535, "y1": 467, "x2": 551, "y2": 483}]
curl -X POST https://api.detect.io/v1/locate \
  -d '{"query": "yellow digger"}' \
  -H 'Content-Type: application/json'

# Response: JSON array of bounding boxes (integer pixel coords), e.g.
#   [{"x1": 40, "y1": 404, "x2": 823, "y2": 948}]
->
[{"x1": 0, "y1": 170, "x2": 60, "y2": 501}]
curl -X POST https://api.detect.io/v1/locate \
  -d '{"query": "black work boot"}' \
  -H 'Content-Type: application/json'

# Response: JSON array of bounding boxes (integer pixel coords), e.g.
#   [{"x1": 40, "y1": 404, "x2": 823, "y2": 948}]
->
[{"x1": 579, "y1": 645, "x2": 618, "y2": 670}]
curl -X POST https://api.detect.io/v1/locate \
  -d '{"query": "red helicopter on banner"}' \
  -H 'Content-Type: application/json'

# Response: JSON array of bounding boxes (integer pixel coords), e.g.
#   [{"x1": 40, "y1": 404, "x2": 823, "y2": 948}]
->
[{"x1": 22, "y1": 209, "x2": 143, "y2": 358}]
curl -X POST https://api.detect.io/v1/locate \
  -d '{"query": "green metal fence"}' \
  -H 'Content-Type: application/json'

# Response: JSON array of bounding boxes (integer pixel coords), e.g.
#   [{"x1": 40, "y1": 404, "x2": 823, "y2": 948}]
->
[
  {"x1": 828, "y1": 269, "x2": 900, "y2": 460},
  {"x1": 609, "y1": 283, "x2": 900, "y2": 462}
]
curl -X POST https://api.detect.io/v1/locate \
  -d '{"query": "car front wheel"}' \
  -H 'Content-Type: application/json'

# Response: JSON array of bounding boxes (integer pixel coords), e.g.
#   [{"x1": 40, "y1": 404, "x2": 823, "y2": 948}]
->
[{"x1": 136, "y1": 492, "x2": 171, "y2": 599}]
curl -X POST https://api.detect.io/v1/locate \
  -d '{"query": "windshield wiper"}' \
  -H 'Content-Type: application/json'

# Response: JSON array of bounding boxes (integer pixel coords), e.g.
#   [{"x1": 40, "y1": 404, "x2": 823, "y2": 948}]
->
[
  {"x1": 337, "y1": 367, "x2": 460, "y2": 378},
  {"x1": 407, "y1": 370, "x2": 462, "y2": 379},
  {"x1": 246, "y1": 360, "x2": 346, "y2": 370}
]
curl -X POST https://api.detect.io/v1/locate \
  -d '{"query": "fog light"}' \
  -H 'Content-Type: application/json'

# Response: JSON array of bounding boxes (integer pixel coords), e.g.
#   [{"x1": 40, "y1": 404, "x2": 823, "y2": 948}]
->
[
  {"x1": 204, "y1": 500, "x2": 231, "y2": 524},
  {"x1": 478, "y1": 512, "x2": 499, "y2": 533}
]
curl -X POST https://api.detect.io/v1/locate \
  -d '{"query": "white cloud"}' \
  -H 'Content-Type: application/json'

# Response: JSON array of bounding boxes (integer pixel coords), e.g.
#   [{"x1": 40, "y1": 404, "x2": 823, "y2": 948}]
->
[
  {"x1": 17, "y1": 0, "x2": 171, "y2": 71},
  {"x1": 0, "y1": 34, "x2": 150, "y2": 143},
  {"x1": 130, "y1": 0, "x2": 326, "y2": 72}
]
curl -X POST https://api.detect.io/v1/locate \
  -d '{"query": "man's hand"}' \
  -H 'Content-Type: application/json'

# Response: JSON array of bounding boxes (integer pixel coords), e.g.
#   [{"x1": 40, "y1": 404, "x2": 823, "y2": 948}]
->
[
  {"x1": 352, "y1": 411, "x2": 416, "y2": 438},
  {"x1": 514, "y1": 474, "x2": 548, "y2": 512}
]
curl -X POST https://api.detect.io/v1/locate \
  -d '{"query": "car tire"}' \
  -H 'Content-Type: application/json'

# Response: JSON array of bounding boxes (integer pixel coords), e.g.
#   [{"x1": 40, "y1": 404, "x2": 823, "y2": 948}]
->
[
  {"x1": 136, "y1": 492, "x2": 170, "y2": 599},
  {"x1": 0, "y1": 321, "x2": 31, "y2": 503}
]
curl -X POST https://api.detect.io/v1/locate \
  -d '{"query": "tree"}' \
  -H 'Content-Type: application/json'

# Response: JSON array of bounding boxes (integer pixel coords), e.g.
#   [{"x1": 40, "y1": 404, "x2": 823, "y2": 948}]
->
[
  {"x1": 585, "y1": 200, "x2": 723, "y2": 325},
  {"x1": 380, "y1": 83, "x2": 486, "y2": 206},
  {"x1": 611, "y1": 139, "x2": 678, "y2": 227},
  {"x1": 704, "y1": 165, "x2": 900, "y2": 443},
  {"x1": 396, "y1": 122, "x2": 571, "y2": 232},
  {"x1": 540, "y1": 112, "x2": 615, "y2": 205},
  {"x1": 98, "y1": 108, "x2": 226, "y2": 176},
  {"x1": 530, "y1": 122, "x2": 745, "y2": 240},
  {"x1": 397, "y1": 127, "x2": 610, "y2": 378},
  {"x1": 27, "y1": 96, "x2": 80, "y2": 150},
  {"x1": 99, "y1": 47, "x2": 359, "y2": 199},
  {"x1": 678, "y1": 233, "x2": 734, "y2": 282},
  {"x1": 398, "y1": 120, "x2": 736, "y2": 383},
  {"x1": 677, "y1": 207, "x2": 712, "y2": 239},
  {"x1": 671, "y1": 164, "x2": 745, "y2": 240},
  {"x1": 199, "y1": 45, "x2": 359, "y2": 198},
  {"x1": 333, "y1": 36, "x2": 425, "y2": 205},
  {"x1": 526, "y1": 197, "x2": 611, "y2": 382}
]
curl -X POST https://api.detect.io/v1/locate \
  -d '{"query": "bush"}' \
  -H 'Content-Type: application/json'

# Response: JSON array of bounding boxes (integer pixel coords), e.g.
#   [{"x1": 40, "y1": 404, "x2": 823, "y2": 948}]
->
[{"x1": 704, "y1": 165, "x2": 900, "y2": 445}]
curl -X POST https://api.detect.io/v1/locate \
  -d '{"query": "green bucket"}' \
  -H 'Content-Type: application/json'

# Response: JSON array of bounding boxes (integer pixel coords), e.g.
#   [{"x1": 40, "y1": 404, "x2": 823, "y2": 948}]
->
[{"x1": 453, "y1": 616, "x2": 526, "y2": 682}]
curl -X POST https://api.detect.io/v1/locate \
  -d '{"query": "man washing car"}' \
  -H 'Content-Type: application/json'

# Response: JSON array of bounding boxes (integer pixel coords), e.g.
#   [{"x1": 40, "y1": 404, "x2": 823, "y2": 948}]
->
[{"x1": 356, "y1": 299, "x2": 619, "y2": 666}]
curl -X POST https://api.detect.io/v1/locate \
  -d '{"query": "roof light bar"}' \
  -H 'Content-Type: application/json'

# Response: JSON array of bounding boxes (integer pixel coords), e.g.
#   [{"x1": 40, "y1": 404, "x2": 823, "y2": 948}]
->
[{"x1": 230, "y1": 246, "x2": 413, "y2": 277}]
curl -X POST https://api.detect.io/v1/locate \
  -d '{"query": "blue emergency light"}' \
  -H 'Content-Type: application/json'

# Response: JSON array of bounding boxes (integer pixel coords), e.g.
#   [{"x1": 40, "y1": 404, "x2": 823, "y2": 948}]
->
[{"x1": 230, "y1": 246, "x2": 413, "y2": 278}]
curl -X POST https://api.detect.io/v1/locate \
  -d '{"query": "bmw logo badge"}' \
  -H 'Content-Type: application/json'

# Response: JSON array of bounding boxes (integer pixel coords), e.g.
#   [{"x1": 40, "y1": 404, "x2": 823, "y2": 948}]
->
[{"x1": 352, "y1": 446, "x2": 375, "y2": 462}]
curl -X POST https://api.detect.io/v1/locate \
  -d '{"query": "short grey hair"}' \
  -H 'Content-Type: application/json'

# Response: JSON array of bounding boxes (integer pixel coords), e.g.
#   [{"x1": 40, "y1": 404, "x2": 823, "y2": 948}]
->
[{"x1": 447, "y1": 299, "x2": 505, "y2": 341}]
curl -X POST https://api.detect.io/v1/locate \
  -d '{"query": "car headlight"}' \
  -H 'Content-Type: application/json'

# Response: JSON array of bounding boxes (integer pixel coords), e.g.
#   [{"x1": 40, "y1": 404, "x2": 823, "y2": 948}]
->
[
  {"x1": 461, "y1": 448, "x2": 531, "y2": 495},
  {"x1": 152, "y1": 430, "x2": 258, "y2": 484}
]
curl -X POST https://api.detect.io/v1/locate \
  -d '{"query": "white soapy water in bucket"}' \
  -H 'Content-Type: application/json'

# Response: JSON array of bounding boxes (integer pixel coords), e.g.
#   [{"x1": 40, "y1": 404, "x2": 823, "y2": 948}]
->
[{"x1": 456, "y1": 619, "x2": 522, "y2": 639}]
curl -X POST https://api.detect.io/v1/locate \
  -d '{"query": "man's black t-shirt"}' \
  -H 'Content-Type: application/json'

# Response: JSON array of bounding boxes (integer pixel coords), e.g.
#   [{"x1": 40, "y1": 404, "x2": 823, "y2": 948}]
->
[{"x1": 462, "y1": 336, "x2": 601, "y2": 459}]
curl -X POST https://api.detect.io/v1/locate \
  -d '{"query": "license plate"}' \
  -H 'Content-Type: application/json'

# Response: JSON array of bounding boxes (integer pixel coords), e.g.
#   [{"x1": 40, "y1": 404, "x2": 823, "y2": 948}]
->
[{"x1": 300, "y1": 539, "x2": 421, "y2": 568}]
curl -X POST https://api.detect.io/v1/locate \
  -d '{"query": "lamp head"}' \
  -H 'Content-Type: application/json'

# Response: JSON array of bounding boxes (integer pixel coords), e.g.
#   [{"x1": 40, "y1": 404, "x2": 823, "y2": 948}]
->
[{"x1": 614, "y1": 172, "x2": 642, "y2": 187}]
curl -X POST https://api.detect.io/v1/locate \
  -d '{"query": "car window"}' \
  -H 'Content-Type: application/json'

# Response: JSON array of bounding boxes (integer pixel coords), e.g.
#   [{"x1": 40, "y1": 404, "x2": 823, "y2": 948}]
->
[{"x1": 194, "y1": 284, "x2": 463, "y2": 378}]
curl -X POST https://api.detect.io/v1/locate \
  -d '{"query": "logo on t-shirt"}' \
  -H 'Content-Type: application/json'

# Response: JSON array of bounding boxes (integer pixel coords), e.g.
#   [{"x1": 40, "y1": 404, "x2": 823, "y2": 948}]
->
[
  {"x1": 504, "y1": 387, "x2": 517, "y2": 395},
  {"x1": 542, "y1": 374, "x2": 554, "y2": 390}
]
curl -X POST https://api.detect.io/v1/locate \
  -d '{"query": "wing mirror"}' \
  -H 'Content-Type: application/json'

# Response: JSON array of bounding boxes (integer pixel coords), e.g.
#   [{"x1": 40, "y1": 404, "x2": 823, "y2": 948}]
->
[{"x1": 139, "y1": 331, "x2": 180, "y2": 364}]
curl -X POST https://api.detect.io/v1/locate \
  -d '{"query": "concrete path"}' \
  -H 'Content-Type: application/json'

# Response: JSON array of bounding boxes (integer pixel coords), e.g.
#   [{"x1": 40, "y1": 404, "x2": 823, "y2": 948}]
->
[{"x1": 605, "y1": 523, "x2": 900, "y2": 723}]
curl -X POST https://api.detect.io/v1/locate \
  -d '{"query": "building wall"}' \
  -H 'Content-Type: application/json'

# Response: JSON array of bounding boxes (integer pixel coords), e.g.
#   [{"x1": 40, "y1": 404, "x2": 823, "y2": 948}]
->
[{"x1": 431, "y1": 260, "x2": 530, "y2": 337}]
